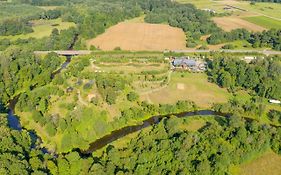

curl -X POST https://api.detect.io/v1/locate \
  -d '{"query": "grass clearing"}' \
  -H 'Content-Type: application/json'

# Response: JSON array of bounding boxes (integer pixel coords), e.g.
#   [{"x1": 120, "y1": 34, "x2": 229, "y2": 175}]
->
[
  {"x1": 239, "y1": 150, "x2": 281, "y2": 175},
  {"x1": 141, "y1": 72, "x2": 230, "y2": 108},
  {"x1": 212, "y1": 16, "x2": 266, "y2": 32},
  {"x1": 87, "y1": 22, "x2": 186, "y2": 51},
  {"x1": 0, "y1": 18, "x2": 76, "y2": 40},
  {"x1": 243, "y1": 16, "x2": 281, "y2": 29}
]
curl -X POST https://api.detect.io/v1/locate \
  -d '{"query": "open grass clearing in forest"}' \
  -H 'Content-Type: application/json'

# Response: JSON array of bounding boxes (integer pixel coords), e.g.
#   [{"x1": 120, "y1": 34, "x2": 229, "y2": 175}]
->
[
  {"x1": 212, "y1": 16, "x2": 266, "y2": 32},
  {"x1": 243, "y1": 16, "x2": 281, "y2": 29},
  {"x1": 0, "y1": 18, "x2": 76, "y2": 40},
  {"x1": 87, "y1": 22, "x2": 186, "y2": 51},
  {"x1": 239, "y1": 150, "x2": 281, "y2": 175},
  {"x1": 140, "y1": 72, "x2": 230, "y2": 108}
]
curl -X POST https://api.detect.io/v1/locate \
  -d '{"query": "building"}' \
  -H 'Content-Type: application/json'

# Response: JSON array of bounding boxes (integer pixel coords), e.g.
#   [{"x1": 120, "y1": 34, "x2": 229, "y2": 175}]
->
[{"x1": 171, "y1": 57, "x2": 207, "y2": 72}]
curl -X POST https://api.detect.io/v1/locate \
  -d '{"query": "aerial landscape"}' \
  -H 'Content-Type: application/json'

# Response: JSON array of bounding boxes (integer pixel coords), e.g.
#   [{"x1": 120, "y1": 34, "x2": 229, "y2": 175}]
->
[{"x1": 0, "y1": 0, "x2": 281, "y2": 174}]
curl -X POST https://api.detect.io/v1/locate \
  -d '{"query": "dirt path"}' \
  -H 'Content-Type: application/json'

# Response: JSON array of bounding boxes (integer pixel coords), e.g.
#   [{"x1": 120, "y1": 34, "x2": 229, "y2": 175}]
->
[{"x1": 77, "y1": 90, "x2": 88, "y2": 106}]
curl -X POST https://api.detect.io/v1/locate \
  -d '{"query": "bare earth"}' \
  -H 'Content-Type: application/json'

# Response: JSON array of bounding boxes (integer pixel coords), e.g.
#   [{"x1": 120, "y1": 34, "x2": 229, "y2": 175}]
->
[
  {"x1": 213, "y1": 17, "x2": 266, "y2": 32},
  {"x1": 87, "y1": 22, "x2": 186, "y2": 51}
]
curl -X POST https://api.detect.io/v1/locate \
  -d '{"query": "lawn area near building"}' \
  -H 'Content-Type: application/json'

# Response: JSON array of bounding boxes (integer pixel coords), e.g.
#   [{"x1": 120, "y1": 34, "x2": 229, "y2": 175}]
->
[{"x1": 141, "y1": 72, "x2": 231, "y2": 108}]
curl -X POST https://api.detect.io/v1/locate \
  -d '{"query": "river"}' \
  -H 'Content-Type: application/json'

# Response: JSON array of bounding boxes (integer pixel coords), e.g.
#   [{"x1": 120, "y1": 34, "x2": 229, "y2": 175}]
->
[{"x1": 83, "y1": 110, "x2": 226, "y2": 154}]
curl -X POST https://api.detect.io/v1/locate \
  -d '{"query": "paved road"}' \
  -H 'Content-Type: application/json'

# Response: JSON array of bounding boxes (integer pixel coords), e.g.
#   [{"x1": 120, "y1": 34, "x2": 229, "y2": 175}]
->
[
  {"x1": 32, "y1": 49, "x2": 281, "y2": 56},
  {"x1": 169, "y1": 49, "x2": 281, "y2": 55}
]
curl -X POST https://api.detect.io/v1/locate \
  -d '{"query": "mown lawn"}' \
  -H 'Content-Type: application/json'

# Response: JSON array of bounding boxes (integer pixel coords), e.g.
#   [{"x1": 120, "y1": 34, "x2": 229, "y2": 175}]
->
[
  {"x1": 141, "y1": 72, "x2": 231, "y2": 108},
  {"x1": 0, "y1": 18, "x2": 76, "y2": 40},
  {"x1": 243, "y1": 16, "x2": 281, "y2": 29},
  {"x1": 239, "y1": 150, "x2": 281, "y2": 175}
]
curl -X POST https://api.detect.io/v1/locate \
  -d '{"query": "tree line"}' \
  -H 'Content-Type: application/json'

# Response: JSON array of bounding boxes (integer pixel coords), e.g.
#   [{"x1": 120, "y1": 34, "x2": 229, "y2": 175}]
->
[{"x1": 208, "y1": 56, "x2": 281, "y2": 100}]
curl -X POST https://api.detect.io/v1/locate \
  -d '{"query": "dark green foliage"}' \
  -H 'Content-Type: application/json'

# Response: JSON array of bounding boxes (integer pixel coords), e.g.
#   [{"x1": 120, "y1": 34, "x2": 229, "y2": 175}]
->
[
  {"x1": 95, "y1": 74, "x2": 126, "y2": 105},
  {"x1": 208, "y1": 56, "x2": 281, "y2": 99},
  {"x1": 0, "y1": 19, "x2": 33, "y2": 36},
  {"x1": 127, "y1": 91, "x2": 139, "y2": 102},
  {"x1": 143, "y1": 0, "x2": 220, "y2": 40},
  {"x1": 208, "y1": 29, "x2": 281, "y2": 51}
]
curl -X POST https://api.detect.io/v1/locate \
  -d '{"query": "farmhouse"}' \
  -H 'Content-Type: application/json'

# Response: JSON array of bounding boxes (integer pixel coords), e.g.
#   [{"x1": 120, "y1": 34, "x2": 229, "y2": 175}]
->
[{"x1": 171, "y1": 57, "x2": 207, "y2": 72}]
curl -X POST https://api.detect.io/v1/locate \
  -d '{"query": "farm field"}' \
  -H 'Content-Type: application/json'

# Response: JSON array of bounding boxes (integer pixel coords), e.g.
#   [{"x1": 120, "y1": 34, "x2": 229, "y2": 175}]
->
[
  {"x1": 0, "y1": 18, "x2": 76, "y2": 40},
  {"x1": 87, "y1": 22, "x2": 187, "y2": 51},
  {"x1": 140, "y1": 72, "x2": 230, "y2": 108},
  {"x1": 239, "y1": 150, "x2": 281, "y2": 175},
  {"x1": 243, "y1": 16, "x2": 281, "y2": 29},
  {"x1": 212, "y1": 16, "x2": 266, "y2": 32}
]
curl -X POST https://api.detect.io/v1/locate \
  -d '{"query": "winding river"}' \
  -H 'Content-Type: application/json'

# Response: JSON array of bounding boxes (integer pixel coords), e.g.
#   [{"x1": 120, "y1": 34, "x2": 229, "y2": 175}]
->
[
  {"x1": 83, "y1": 110, "x2": 226, "y2": 154},
  {"x1": 6, "y1": 48, "x2": 228, "y2": 154}
]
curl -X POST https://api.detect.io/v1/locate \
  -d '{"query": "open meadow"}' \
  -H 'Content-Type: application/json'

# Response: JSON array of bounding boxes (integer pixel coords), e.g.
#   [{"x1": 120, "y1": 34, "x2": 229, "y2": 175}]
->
[
  {"x1": 87, "y1": 22, "x2": 186, "y2": 51},
  {"x1": 243, "y1": 16, "x2": 281, "y2": 29},
  {"x1": 239, "y1": 150, "x2": 281, "y2": 175},
  {"x1": 140, "y1": 72, "x2": 230, "y2": 108},
  {"x1": 212, "y1": 16, "x2": 266, "y2": 32},
  {"x1": 0, "y1": 18, "x2": 76, "y2": 40}
]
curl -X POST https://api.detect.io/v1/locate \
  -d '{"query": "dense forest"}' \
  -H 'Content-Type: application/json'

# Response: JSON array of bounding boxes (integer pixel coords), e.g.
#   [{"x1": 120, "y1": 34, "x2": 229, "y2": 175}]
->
[
  {"x1": 208, "y1": 56, "x2": 281, "y2": 99},
  {"x1": 1, "y1": 106, "x2": 281, "y2": 174}
]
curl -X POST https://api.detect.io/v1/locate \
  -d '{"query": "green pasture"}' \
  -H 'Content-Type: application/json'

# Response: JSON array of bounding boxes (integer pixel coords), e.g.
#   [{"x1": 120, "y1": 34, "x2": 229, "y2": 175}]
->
[
  {"x1": 0, "y1": 18, "x2": 76, "y2": 40},
  {"x1": 243, "y1": 16, "x2": 281, "y2": 29}
]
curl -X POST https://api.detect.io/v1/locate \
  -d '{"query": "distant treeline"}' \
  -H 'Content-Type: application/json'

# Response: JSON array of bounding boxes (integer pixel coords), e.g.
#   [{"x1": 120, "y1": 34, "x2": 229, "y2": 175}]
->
[
  {"x1": 208, "y1": 56, "x2": 281, "y2": 100},
  {"x1": 0, "y1": 8, "x2": 61, "y2": 36},
  {"x1": 207, "y1": 29, "x2": 281, "y2": 51},
  {"x1": 246, "y1": 0, "x2": 281, "y2": 3}
]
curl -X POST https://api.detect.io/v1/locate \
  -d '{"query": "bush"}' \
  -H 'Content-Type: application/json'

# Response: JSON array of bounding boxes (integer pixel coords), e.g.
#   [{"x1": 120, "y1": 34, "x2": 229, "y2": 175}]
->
[{"x1": 127, "y1": 92, "x2": 139, "y2": 102}]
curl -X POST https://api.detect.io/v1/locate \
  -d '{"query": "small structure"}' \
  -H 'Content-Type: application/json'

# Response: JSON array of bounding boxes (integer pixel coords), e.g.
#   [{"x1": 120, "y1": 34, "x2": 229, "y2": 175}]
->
[
  {"x1": 203, "y1": 8, "x2": 216, "y2": 13},
  {"x1": 66, "y1": 87, "x2": 74, "y2": 93},
  {"x1": 269, "y1": 99, "x2": 281, "y2": 104},
  {"x1": 171, "y1": 57, "x2": 206, "y2": 72},
  {"x1": 243, "y1": 56, "x2": 256, "y2": 63}
]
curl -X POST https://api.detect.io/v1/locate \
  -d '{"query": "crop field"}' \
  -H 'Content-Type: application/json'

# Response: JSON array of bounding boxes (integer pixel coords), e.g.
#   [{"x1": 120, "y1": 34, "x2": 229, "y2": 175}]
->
[
  {"x1": 243, "y1": 16, "x2": 281, "y2": 29},
  {"x1": 239, "y1": 150, "x2": 281, "y2": 175},
  {"x1": 87, "y1": 22, "x2": 187, "y2": 51},
  {"x1": 0, "y1": 18, "x2": 76, "y2": 40},
  {"x1": 212, "y1": 16, "x2": 266, "y2": 32},
  {"x1": 140, "y1": 72, "x2": 230, "y2": 108}
]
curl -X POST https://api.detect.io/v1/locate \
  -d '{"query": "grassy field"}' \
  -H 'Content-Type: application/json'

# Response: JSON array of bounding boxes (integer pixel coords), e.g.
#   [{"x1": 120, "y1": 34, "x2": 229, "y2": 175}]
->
[
  {"x1": 243, "y1": 16, "x2": 281, "y2": 29},
  {"x1": 212, "y1": 16, "x2": 266, "y2": 32},
  {"x1": 239, "y1": 150, "x2": 281, "y2": 175},
  {"x1": 87, "y1": 22, "x2": 186, "y2": 51},
  {"x1": 176, "y1": 0, "x2": 226, "y2": 13},
  {"x1": 140, "y1": 72, "x2": 230, "y2": 108},
  {"x1": 0, "y1": 18, "x2": 76, "y2": 40}
]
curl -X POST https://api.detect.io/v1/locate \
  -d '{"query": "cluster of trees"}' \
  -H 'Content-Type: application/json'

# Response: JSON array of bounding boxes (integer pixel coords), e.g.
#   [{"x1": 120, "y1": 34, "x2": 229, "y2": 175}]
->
[
  {"x1": 61, "y1": 0, "x2": 142, "y2": 39},
  {"x1": 0, "y1": 48, "x2": 62, "y2": 105},
  {"x1": 247, "y1": 0, "x2": 281, "y2": 3},
  {"x1": 140, "y1": 0, "x2": 220, "y2": 43},
  {"x1": 208, "y1": 56, "x2": 281, "y2": 100},
  {"x1": 207, "y1": 28, "x2": 281, "y2": 51},
  {"x1": 0, "y1": 19, "x2": 33, "y2": 36},
  {"x1": 2, "y1": 101, "x2": 281, "y2": 174},
  {"x1": 95, "y1": 74, "x2": 126, "y2": 105}
]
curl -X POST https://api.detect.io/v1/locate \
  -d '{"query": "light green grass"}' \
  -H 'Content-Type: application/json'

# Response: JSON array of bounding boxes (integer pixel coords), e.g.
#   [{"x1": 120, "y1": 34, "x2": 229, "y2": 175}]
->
[
  {"x1": 243, "y1": 16, "x2": 281, "y2": 29},
  {"x1": 238, "y1": 150, "x2": 281, "y2": 175},
  {"x1": 0, "y1": 18, "x2": 76, "y2": 40},
  {"x1": 234, "y1": 2, "x2": 281, "y2": 20},
  {"x1": 141, "y1": 72, "x2": 231, "y2": 108},
  {"x1": 176, "y1": 0, "x2": 226, "y2": 12}
]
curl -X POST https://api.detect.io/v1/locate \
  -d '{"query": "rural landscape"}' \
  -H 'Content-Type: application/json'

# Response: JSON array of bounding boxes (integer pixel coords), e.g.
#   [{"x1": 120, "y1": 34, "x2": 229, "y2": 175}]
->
[{"x1": 0, "y1": 0, "x2": 281, "y2": 174}]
